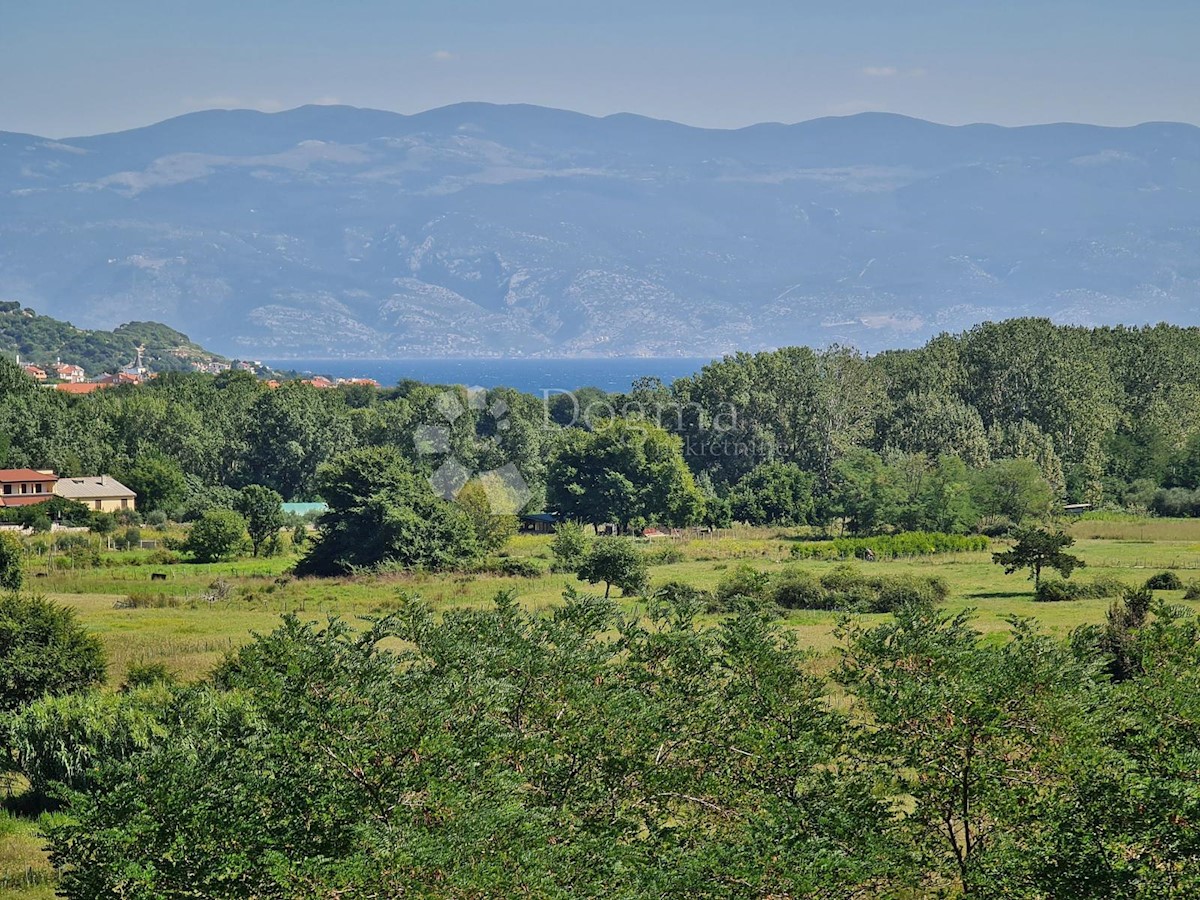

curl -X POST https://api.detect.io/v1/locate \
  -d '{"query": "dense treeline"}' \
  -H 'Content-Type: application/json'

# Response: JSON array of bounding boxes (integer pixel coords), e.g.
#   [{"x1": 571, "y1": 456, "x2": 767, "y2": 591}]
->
[
  {"x1": 8, "y1": 589, "x2": 1200, "y2": 897},
  {"x1": 5, "y1": 319, "x2": 1200, "y2": 546}
]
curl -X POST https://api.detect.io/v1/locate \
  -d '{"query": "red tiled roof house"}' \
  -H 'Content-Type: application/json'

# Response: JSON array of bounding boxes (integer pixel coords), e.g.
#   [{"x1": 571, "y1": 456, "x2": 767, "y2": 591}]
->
[{"x1": 0, "y1": 469, "x2": 58, "y2": 507}]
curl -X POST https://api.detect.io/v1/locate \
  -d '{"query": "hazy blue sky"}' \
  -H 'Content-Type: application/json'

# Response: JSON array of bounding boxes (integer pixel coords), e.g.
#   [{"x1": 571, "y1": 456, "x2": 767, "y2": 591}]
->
[{"x1": 4, "y1": 0, "x2": 1198, "y2": 137}]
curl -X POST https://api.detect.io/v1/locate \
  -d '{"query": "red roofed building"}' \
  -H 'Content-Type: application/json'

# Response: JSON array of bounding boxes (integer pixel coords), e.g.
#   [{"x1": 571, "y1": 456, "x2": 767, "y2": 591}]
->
[
  {"x1": 52, "y1": 362, "x2": 87, "y2": 383},
  {"x1": 22, "y1": 364, "x2": 47, "y2": 381},
  {"x1": 0, "y1": 469, "x2": 58, "y2": 507}
]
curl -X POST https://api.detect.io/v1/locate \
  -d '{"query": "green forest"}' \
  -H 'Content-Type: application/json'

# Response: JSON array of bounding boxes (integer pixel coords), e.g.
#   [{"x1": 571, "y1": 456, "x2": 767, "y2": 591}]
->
[
  {"x1": 4, "y1": 318, "x2": 1200, "y2": 535},
  {"x1": 7, "y1": 318, "x2": 1200, "y2": 897}
]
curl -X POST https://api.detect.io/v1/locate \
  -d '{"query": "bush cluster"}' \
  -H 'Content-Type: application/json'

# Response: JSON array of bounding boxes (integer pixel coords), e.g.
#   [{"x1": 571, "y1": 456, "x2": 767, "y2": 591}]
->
[
  {"x1": 1144, "y1": 570, "x2": 1183, "y2": 591},
  {"x1": 709, "y1": 563, "x2": 949, "y2": 614},
  {"x1": 1034, "y1": 575, "x2": 1128, "y2": 602},
  {"x1": 790, "y1": 532, "x2": 988, "y2": 561}
]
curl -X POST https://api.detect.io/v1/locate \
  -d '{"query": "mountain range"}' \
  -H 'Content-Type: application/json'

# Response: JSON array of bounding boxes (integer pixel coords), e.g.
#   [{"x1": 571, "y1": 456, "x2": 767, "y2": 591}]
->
[{"x1": 2, "y1": 103, "x2": 1199, "y2": 357}]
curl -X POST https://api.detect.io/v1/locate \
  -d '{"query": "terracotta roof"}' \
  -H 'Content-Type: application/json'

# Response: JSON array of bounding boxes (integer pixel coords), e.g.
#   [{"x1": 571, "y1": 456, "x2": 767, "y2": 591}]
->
[{"x1": 0, "y1": 469, "x2": 58, "y2": 483}]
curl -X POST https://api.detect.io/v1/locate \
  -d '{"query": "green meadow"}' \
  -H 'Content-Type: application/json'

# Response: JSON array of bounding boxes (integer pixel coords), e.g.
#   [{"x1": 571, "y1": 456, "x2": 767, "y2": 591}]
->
[
  {"x1": 22, "y1": 518, "x2": 1200, "y2": 688},
  {"x1": 6, "y1": 516, "x2": 1200, "y2": 898}
]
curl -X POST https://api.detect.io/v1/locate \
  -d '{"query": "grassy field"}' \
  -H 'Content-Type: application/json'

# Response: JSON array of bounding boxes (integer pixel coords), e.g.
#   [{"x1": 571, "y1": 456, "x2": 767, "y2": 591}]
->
[{"x1": 6, "y1": 516, "x2": 1200, "y2": 896}]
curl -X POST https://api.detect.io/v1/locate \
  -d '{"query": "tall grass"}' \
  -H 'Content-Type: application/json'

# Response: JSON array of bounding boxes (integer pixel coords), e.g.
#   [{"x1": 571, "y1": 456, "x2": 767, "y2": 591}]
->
[{"x1": 790, "y1": 532, "x2": 989, "y2": 561}]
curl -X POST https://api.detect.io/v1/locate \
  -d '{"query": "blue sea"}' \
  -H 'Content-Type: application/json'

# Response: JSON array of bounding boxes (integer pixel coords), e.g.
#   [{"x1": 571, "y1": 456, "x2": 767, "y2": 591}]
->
[{"x1": 263, "y1": 358, "x2": 716, "y2": 394}]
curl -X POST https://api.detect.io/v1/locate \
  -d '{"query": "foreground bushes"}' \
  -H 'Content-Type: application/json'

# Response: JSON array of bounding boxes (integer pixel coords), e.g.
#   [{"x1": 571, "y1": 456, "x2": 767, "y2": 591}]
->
[
  {"x1": 45, "y1": 594, "x2": 893, "y2": 898},
  {"x1": 790, "y1": 531, "x2": 989, "y2": 561},
  {"x1": 35, "y1": 592, "x2": 1200, "y2": 897},
  {"x1": 10, "y1": 684, "x2": 173, "y2": 795}
]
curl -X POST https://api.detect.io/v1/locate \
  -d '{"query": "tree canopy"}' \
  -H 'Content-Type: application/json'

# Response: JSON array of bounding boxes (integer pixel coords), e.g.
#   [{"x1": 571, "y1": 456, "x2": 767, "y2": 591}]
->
[
  {"x1": 547, "y1": 418, "x2": 704, "y2": 533},
  {"x1": 295, "y1": 447, "x2": 479, "y2": 576}
]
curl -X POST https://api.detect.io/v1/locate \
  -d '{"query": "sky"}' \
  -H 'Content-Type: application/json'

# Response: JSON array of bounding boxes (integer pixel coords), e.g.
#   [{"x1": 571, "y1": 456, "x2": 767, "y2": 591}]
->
[{"x1": 3, "y1": 0, "x2": 1199, "y2": 138}]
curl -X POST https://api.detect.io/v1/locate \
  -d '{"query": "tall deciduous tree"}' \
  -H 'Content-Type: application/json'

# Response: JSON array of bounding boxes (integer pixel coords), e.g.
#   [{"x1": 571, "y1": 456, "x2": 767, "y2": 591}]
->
[
  {"x1": 118, "y1": 454, "x2": 187, "y2": 516},
  {"x1": 547, "y1": 418, "x2": 704, "y2": 533},
  {"x1": 295, "y1": 447, "x2": 478, "y2": 576},
  {"x1": 237, "y1": 484, "x2": 284, "y2": 557}
]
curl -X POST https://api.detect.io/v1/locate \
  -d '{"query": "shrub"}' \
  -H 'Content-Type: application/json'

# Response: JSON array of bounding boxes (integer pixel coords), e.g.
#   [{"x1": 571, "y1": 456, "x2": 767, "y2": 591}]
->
[
  {"x1": 1035, "y1": 576, "x2": 1128, "y2": 603},
  {"x1": 10, "y1": 685, "x2": 172, "y2": 794},
  {"x1": 644, "y1": 543, "x2": 685, "y2": 565},
  {"x1": 183, "y1": 508, "x2": 247, "y2": 563},
  {"x1": 498, "y1": 558, "x2": 544, "y2": 578},
  {"x1": 715, "y1": 564, "x2": 772, "y2": 606},
  {"x1": 1145, "y1": 571, "x2": 1183, "y2": 591},
  {"x1": 1035, "y1": 579, "x2": 1078, "y2": 603},
  {"x1": 873, "y1": 574, "x2": 950, "y2": 612},
  {"x1": 791, "y1": 532, "x2": 989, "y2": 561},
  {"x1": 122, "y1": 661, "x2": 175, "y2": 691},
  {"x1": 550, "y1": 521, "x2": 589, "y2": 571},
  {"x1": 0, "y1": 532, "x2": 24, "y2": 592},
  {"x1": 0, "y1": 593, "x2": 106, "y2": 714},
  {"x1": 820, "y1": 564, "x2": 865, "y2": 594},
  {"x1": 115, "y1": 593, "x2": 183, "y2": 610},
  {"x1": 772, "y1": 570, "x2": 830, "y2": 610},
  {"x1": 1185, "y1": 582, "x2": 1200, "y2": 601},
  {"x1": 114, "y1": 526, "x2": 143, "y2": 551},
  {"x1": 652, "y1": 580, "x2": 713, "y2": 614}
]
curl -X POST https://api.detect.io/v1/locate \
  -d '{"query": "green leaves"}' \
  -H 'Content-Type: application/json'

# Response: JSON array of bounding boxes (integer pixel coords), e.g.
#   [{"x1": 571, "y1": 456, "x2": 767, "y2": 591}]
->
[
  {"x1": 181, "y1": 507, "x2": 247, "y2": 563},
  {"x1": 993, "y1": 526, "x2": 1085, "y2": 587},
  {"x1": 47, "y1": 593, "x2": 899, "y2": 898},
  {"x1": 0, "y1": 593, "x2": 106, "y2": 717},
  {"x1": 546, "y1": 418, "x2": 705, "y2": 533},
  {"x1": 294, "y1": 447, "x2": 479, "y2": 576}
]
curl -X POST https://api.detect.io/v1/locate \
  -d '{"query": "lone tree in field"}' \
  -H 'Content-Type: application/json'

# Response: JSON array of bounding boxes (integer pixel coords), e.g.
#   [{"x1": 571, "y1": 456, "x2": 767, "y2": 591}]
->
[
  {"x1": 576, "y1": 538, "x2": 648, "y2": 599},
  {"x1": 992, "y1": 527, "x2": 1083, "y2": 588},
  {"x1": 184, "y1": 508, "x2": 248, "y2": 563}
]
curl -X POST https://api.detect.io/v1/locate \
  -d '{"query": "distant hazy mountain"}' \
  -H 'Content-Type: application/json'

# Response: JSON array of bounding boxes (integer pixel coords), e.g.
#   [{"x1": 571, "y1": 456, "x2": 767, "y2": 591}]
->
[{"x1": 1, "y1": 103, "x2": 1198, "y2": 357}]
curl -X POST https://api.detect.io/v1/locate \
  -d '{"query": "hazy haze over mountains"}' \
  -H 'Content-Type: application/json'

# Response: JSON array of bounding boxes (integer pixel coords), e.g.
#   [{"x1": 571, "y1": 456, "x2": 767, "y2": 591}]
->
[{"x1": 2, "y1": 102, "x2": 1198, "y2": 358}]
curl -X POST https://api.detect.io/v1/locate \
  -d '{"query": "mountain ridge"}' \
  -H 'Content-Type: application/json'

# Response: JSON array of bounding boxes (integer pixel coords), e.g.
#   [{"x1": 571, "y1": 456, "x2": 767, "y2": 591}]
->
[{"x1": 2, "y1": 103, "x2": 1199, "y2": 357}]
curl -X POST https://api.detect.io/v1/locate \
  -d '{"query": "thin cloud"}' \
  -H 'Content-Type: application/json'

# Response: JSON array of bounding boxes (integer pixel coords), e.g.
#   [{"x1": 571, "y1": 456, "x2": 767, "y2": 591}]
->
[
  {"x1": 862, "y1": 66, "x2": 926, "y2": 78},
  {"x1": 431, "y1": 50, "x2": 456, "y2": 62}
]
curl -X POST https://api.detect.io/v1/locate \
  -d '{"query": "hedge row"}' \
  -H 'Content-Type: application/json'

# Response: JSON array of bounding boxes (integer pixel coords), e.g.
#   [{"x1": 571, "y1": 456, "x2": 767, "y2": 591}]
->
[{"x1": 790, "y1": 532, "x2": 989, "y2": 561}]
